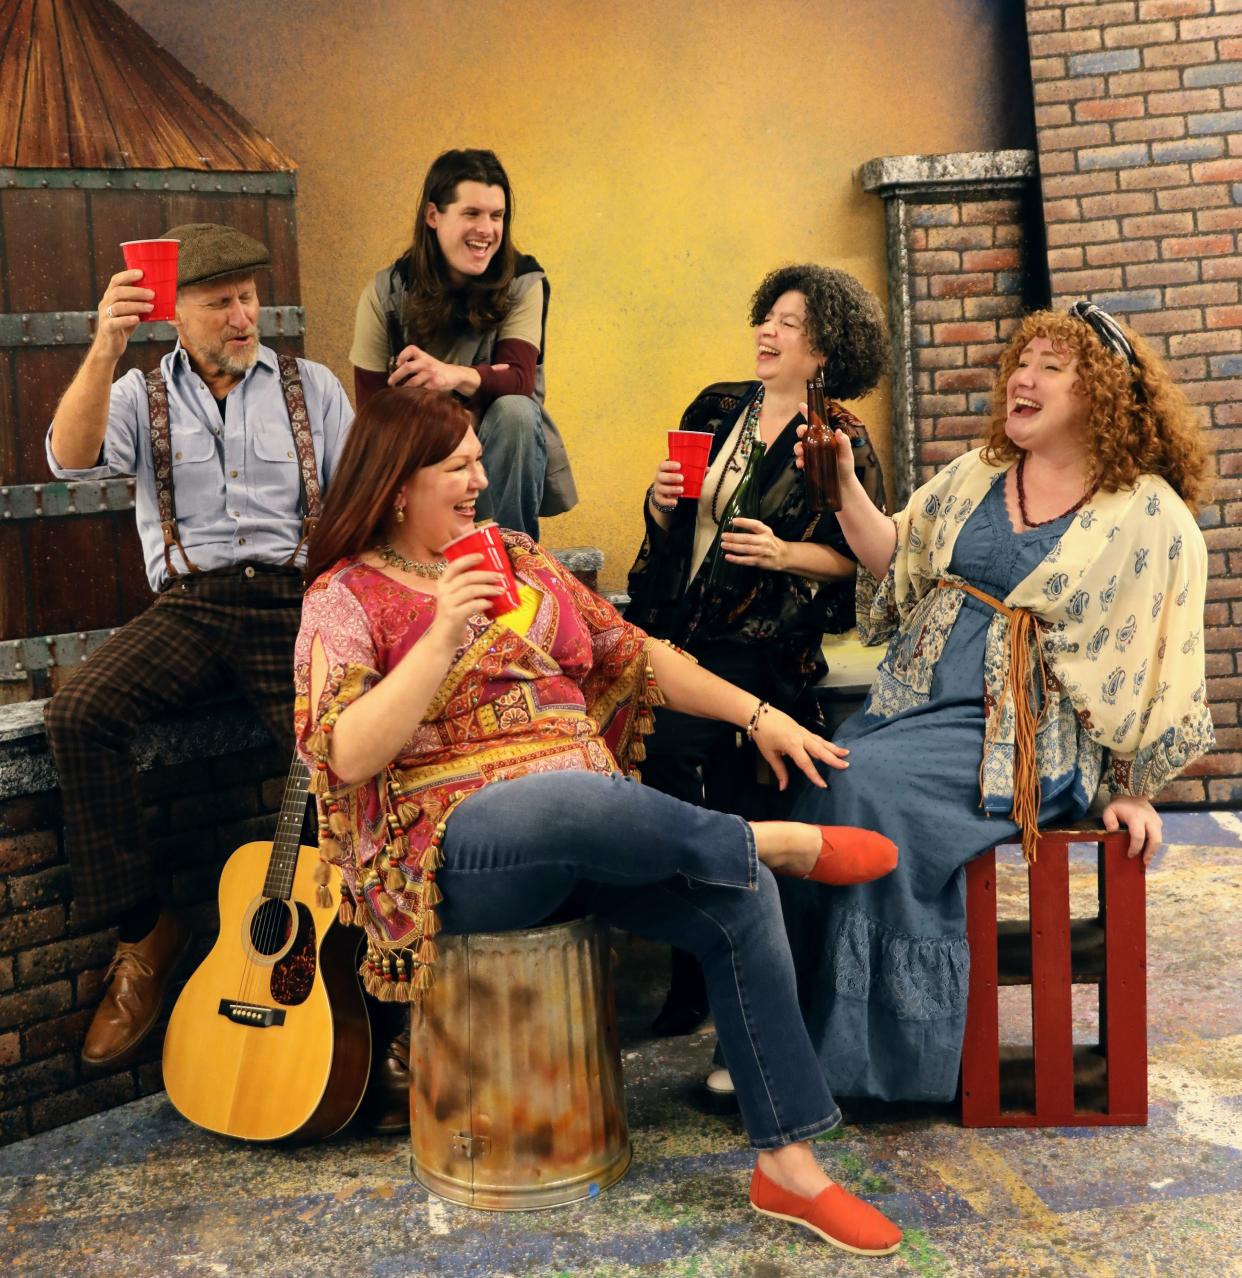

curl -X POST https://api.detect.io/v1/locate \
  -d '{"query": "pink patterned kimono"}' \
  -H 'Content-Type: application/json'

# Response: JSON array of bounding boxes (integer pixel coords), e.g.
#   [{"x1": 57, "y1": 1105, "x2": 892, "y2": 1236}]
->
[{"x1": 295, "y1": 531, "x2": 660, "y2": 1002}]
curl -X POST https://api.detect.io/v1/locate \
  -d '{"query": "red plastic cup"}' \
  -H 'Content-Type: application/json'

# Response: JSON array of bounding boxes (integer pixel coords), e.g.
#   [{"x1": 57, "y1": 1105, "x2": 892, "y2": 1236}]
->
[
  {"x1": 441, "y1": 521, "x2": 522, "y2": 618},
  {"x1": 121, "y1": 239, "x2": 180, "y2": 322},
  {"x1": 667, "y1": 430, "x2": 714, "y2": 499}
]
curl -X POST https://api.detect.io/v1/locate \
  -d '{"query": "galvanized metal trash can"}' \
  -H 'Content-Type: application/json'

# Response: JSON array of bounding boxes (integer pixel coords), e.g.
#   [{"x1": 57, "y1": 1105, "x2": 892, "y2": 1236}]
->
[{"x1": 410, "y1": 917, "x2": 632, "y2": 1210}]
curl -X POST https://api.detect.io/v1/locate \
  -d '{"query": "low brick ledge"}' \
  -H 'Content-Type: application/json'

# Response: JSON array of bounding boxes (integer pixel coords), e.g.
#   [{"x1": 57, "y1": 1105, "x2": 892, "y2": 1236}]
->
[
  {"x1": 549, "y1": 545, "x2": 602, "y2": 580},
  {"x1": 0, "y1": 699, "x2": 272, "y2": 801}
]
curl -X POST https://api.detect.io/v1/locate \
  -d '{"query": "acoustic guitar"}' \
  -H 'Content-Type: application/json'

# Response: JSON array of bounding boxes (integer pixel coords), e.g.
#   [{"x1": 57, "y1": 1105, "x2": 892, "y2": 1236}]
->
[{"x1": 162, "y1": 755, "x2": 371, "y2": 1141}]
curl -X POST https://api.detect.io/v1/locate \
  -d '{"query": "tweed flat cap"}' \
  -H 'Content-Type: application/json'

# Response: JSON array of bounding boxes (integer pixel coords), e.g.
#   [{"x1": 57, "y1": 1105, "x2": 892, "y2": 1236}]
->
[{"x1": 161, "y1": 223, "x2": 271, "y2": 288}]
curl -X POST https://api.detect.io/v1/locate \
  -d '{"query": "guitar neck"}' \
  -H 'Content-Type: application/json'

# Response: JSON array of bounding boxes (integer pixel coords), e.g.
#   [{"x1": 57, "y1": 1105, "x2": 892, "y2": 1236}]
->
[{"x1": 262, "y1": 755, "x2": 312, "y2": 900}]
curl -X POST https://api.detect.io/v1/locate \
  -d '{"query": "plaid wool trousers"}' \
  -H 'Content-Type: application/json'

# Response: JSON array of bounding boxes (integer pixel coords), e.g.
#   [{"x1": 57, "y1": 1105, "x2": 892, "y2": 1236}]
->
[{"x1": 43, "y1": 564, "x2": 305, "y2": 926}]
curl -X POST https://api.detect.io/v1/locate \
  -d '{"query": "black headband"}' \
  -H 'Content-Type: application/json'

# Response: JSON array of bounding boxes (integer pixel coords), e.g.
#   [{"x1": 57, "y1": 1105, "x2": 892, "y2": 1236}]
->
[{"x1": 1068, "y1": 301, "x2": 1138, "y2": 367}]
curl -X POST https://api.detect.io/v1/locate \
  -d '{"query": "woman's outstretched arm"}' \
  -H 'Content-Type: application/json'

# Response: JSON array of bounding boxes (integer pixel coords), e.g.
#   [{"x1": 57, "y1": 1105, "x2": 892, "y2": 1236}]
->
[
  {"x1": 645, "y1": 640, "x2": 848, "y2": 791},
  {"x1": 795, "y1": 424, "x2": 898, "y2": 580}
]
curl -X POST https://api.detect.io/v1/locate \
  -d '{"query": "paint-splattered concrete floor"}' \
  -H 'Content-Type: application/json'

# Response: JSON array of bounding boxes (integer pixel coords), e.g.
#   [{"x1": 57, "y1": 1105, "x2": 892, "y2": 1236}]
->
[{"x1": 2, "y1": 811, "x2": 1240, "y2": 1277}]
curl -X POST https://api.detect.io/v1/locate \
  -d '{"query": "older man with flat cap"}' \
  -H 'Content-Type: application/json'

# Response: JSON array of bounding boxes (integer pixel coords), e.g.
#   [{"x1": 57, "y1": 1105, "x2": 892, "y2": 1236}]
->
[{"x1": 43, "y1": 224, "x2": 366, "y2": 1087}]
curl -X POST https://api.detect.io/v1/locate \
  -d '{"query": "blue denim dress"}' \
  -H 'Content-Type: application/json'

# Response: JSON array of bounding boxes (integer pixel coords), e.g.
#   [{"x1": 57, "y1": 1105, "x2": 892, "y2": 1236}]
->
[{"x1": 786, "y1": 479, "x2": 1088, "y2": 1102}]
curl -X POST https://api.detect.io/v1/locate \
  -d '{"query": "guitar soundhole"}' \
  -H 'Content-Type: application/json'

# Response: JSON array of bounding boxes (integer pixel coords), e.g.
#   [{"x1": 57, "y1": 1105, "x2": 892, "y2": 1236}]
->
[
  {"x1": 271, "y1": 902, "x2": 317, "y2": 1006},
  {"x1": 249, "y1": 899, "x2": 293, "y2": 957}
]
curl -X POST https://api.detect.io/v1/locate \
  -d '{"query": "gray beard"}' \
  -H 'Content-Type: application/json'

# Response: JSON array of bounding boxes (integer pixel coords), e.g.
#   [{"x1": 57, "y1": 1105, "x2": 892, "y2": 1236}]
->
[{"x1": 210, "y1": 339, "x2": 259, "y2": 378}]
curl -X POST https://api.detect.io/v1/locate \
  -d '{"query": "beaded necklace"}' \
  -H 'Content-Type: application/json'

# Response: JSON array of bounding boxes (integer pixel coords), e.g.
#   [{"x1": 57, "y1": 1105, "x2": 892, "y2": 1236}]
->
[
  {"x1": 1015, "y1": 455, "x2": 1096, "y2": 529},
  {"x1": 710, "y1": 388, "x2": 765, "y2": 525}
]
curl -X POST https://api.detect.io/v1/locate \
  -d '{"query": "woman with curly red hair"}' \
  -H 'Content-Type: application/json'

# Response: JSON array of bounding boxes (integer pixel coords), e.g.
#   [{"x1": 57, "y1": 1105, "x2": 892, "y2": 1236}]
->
[{"x1": 774, "y1": 303, "x2": 1214, "y2": 1103}]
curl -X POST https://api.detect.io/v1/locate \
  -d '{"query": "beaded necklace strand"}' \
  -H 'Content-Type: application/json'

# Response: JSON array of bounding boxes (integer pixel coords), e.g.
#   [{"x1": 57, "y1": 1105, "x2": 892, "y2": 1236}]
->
[
  {"x1": 710, "y1": 388, "x2": 765, "y2": 525},
  {"x1": 1015, "y1": 454, "x2": 1096, "y2": 529}
]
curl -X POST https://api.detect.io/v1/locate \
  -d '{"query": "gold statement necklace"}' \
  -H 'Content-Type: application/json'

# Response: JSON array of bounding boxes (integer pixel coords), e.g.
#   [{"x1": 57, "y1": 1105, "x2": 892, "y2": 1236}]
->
[{"x1": 376, "y1": 542, "x2": 447, "y2": 579}]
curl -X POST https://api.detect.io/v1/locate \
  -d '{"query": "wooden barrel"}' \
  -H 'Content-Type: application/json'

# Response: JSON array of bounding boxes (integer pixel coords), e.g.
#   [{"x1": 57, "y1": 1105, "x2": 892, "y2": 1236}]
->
[{"x1": 410, "y1": 917, "x2": 632, "y2": 1210}]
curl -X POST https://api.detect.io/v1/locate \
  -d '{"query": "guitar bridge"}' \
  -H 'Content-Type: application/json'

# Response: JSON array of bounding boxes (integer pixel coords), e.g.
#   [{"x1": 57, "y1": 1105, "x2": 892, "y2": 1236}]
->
[{"x1": 218, "y1": 999, "x2": 286, "y2": 1028}]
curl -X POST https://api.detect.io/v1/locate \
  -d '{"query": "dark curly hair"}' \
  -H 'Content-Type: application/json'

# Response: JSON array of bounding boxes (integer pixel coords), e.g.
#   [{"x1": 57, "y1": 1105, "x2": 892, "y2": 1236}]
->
[
  {"x1": 983, "y1": 309, "x2": 1211, "y2": 511},
  {"x1": 748, "y1": 264, "x2": 889, "y2": 399}
]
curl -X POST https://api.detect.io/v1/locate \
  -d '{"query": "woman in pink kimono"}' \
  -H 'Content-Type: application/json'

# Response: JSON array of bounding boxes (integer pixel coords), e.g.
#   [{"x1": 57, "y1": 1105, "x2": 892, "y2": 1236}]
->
[{"x1": 294, "y1": 386, "x2": 903, "y2": 1256}]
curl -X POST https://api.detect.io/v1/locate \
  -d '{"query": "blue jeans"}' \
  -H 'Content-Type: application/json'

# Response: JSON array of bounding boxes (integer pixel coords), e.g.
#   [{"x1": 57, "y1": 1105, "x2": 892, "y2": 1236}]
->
[
  {"x1": 437, "y1": 771, "x2": 842, "y2": 1149},
  {"x1": 474, "y1": 395, "x2": 547, "y2": 539}
]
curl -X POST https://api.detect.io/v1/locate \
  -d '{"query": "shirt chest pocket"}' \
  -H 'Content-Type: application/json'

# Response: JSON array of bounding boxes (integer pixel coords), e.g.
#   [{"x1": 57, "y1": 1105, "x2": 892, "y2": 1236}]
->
[
  {"x1": 168, "y1": 421, "x2": 217, "y2": 467},
  {"x1": 163, "y1": 420, "x2": 223, "y2": 513},
  {"x1": 251, "y1": 420, "x2": 307, "y2": 510},
  {"x1": 252, "y1": 420, "x2": 300, "y2": 467}
]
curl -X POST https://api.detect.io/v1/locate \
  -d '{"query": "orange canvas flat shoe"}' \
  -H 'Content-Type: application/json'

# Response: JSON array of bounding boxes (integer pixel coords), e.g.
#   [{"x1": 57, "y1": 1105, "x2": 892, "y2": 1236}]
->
[
  {"x1": 803, "y1": 826, "x2": 898, "y2": 886},
  {"x1": 750, "y1": 1163, "x2": 902, "y2": 1256}
]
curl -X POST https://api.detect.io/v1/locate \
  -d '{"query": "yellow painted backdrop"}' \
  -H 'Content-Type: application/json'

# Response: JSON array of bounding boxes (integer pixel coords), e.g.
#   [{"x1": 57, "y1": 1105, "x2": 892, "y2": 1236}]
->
[{"x1": 121, "y1": 0, "x2": 1029, "y2": 588}]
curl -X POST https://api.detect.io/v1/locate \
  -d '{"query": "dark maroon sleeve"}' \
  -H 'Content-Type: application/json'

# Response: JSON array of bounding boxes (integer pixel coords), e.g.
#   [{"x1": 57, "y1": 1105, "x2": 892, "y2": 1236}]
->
[
  {"x1": 468, "y1": 338, "x2": 539, "y2": 412},
  {"x1": 353, "y1": 366, "x2": 389, "y2": 411}
]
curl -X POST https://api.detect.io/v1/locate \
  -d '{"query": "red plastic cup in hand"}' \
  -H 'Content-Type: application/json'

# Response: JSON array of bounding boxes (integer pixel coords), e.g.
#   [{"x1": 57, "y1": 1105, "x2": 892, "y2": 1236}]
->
[
  {"x1": 441, "y1": 521, "x2": 522, "y2": 618},
  {"x1": 121, "y1": 239, "x2": 179, "y2": 322},
  {"x1": 667, "y1": 430, "x2": 714, "y2": 499}
]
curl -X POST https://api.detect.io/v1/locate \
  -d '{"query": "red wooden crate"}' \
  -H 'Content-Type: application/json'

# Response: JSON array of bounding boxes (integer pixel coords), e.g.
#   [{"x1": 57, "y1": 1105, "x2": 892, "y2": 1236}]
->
[{"x1": 961, "y1": 827, "x2": 1146, "y2": 1127}]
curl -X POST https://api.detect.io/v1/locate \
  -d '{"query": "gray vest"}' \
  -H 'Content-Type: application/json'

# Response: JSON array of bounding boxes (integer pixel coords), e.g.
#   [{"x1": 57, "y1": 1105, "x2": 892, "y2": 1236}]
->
[{"x1": 375, "y1": 255, "x2": 578, "y2": 517}]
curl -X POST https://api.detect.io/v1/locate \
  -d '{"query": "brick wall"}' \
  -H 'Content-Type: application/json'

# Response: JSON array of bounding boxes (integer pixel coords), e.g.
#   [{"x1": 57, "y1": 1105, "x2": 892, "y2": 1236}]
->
[
  {"x1": 1026, "y1": 0, "x2": 1242, "y2": 803},
  {"x1": 0, "y1": 719, "x2": 287, "y2": 1146}
]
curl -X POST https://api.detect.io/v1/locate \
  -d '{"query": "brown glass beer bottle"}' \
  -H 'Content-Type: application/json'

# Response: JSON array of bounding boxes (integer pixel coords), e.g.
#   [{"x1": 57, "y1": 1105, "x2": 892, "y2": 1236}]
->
[{"x1": 803, "y1": 372, "x2": 840, "y2": 511}]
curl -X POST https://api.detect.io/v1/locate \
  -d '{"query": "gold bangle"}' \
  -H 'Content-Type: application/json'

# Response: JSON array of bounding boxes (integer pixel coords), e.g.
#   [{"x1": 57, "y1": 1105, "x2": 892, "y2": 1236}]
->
[{"x1": 744, "y1": 700, "x2": 769, "y2": 739}]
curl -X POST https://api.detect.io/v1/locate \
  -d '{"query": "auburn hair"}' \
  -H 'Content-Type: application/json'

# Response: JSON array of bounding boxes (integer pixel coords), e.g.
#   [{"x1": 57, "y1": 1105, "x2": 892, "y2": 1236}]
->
[
  {"x1": 305, "y1": 388, "x2": 471, "y2": 583},
  {"x1": 982, "y1": 309, "x2": 1212, "y2": 511}
]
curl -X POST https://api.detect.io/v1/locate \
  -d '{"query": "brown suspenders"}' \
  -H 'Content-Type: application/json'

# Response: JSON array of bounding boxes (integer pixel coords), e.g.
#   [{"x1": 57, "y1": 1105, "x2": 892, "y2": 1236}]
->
[
  {"x1": 278, "y1": 353, "x2": 322, "y2": 566},
  {"x1": 144, "y1": 353, "x2": 321, "y2": 579}
]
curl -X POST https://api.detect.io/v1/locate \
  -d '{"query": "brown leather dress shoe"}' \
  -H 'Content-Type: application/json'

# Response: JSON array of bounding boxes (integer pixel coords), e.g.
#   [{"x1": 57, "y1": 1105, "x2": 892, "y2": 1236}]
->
[
  {"x1": 360, "y1": 1027, "x2": 411, "y2": 1134},
  {"x1": 82, "y1": 909, "x2": 191, "y2": 1067}
]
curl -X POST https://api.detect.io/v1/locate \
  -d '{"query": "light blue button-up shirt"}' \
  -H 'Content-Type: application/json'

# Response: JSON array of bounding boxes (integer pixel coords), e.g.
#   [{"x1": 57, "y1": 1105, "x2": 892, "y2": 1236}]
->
[{"x1": 47, "y1": 343, "x2": 353, "y2": 590}]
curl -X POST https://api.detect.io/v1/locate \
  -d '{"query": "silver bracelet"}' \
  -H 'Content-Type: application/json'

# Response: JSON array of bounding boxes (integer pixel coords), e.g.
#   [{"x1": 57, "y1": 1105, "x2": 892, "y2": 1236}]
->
[{"x1": 647, "y1": 484, "x2": 677, "y2": 515}]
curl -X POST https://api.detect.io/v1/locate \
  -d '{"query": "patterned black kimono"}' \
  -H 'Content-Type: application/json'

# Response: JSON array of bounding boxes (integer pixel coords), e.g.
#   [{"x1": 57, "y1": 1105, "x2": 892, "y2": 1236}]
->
[{"x1": 626, "y1": 380, "x2": 886, "y2": 716}]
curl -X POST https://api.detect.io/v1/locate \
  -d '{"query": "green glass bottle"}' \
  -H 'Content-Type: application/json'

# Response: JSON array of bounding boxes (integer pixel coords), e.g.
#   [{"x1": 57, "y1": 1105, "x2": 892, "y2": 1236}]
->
[{"x1": 703, "y1": 440, "x2": 767, "y2": 597}]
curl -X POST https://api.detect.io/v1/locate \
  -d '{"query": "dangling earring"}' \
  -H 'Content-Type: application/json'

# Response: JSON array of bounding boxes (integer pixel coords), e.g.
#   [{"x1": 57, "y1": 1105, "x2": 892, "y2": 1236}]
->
[{"x1": 394, "y1": 505, "x2": 406, "y2": 524}]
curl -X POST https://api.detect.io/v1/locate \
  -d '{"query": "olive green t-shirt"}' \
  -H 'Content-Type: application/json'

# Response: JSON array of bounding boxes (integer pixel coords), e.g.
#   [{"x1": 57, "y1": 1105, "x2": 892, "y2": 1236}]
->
[{"x1": 349, "y1": 278, "x2": 543, "y2": 372}]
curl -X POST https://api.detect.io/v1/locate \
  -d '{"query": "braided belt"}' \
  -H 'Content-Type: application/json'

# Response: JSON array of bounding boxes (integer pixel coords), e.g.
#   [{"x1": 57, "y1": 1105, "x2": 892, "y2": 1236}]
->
[{"x1": 936, "y1": 578, "x2": 1048, "y2": 863}]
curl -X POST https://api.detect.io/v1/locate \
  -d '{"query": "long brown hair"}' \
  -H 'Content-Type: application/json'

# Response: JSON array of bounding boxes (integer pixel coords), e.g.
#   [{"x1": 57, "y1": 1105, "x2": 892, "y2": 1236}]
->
[
  {"x1": 982, "y1": 309, "x2": 1212, "y2": 510},
  {"x1": 400, "y1": 148, "x2": 517, "y2": 346},
  {"x1": 305, "y1": 388, "x2": 471, "y2": 583}
]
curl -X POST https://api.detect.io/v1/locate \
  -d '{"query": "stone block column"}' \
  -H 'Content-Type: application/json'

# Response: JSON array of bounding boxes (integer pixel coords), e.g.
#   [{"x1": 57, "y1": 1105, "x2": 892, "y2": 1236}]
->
[{"x1": 860, "y1": 150, "x2": 1047, "y2": 502}]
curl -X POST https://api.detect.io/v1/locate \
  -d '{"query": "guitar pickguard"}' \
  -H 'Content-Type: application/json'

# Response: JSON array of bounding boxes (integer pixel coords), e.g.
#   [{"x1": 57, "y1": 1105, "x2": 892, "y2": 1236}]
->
[{"x1": 270, "y1": 902, "x2": 317, "y2": 1005}]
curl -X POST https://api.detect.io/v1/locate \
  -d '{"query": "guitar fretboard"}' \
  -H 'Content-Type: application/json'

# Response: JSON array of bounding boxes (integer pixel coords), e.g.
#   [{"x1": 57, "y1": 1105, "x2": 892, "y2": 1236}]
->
[{"x1": 261, "y1": 756, "x2": 312, "y2": 900}]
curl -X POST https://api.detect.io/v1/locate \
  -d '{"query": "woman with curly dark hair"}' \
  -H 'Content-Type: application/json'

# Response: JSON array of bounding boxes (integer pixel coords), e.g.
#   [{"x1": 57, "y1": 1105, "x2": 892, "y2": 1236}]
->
[
  {"x1": 350, "y1": 148, "x2": 576, "y2": 539},
  {"x1": 778, "y1": 303, "x2": 1214, "y2": 1103},
  {"x1": 625, "y1": 264, "x2": 890, "y2": 1039}
]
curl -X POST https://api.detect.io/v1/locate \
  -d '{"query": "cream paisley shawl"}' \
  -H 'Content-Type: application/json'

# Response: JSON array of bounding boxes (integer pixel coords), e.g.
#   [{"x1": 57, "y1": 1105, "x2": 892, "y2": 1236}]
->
[{"x1": 857, "y1": 447, "x2": 1214, "y2": 803}]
